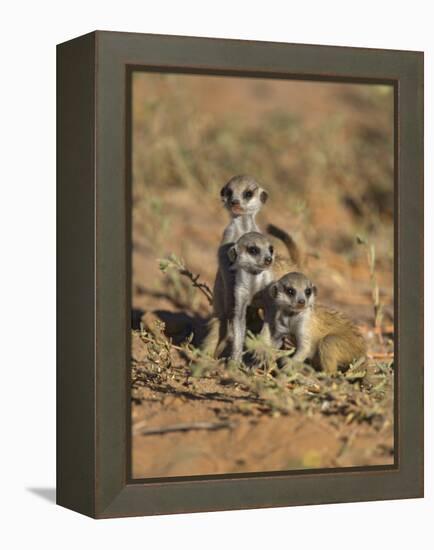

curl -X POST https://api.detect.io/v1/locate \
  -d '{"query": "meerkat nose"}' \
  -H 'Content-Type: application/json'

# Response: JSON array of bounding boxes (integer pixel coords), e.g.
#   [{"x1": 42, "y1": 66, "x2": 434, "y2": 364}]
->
[
  {"x1": 298, "y1": 298, "x2": 306, "y2": 305},
  {"x1": 230, "y1": 199, "x2": 240, "y2": 206},
  {"x1": 264, "y1": 256, "x2": 273, "y2": 265}
]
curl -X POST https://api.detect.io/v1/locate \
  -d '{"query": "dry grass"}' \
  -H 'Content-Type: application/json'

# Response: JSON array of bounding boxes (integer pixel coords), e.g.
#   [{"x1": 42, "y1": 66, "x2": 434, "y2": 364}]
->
[{"x1": 132, "y1": 318, "x2": 393, "y2": 430}]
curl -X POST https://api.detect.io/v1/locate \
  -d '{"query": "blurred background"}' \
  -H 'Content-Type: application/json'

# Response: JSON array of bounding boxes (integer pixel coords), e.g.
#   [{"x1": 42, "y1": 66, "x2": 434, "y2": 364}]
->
[
  {"x1": 131, "y1": 72, "x2": 395, "y2": 478},
  {"x1": 132, "y1": 72, "x2": 394, "y2": 329}
]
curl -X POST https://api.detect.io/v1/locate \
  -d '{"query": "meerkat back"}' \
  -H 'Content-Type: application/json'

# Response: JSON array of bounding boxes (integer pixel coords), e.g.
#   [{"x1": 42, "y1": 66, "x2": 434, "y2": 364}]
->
[{"x1": 312, "y1": 306, "x2": 367, "y2": 371}]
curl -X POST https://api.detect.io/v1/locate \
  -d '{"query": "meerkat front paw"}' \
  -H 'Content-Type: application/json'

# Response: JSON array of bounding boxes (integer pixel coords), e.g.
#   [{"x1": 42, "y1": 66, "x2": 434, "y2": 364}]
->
[{"x1": 279, "y1": 355, "x2": 307, "y2": 372}]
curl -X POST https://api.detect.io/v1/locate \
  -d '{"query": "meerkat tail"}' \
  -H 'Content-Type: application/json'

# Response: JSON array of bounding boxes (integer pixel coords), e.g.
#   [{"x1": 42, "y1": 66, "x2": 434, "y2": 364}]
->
[{"x1": 266, "y1": 223, "x2": 302, "y2": 267}]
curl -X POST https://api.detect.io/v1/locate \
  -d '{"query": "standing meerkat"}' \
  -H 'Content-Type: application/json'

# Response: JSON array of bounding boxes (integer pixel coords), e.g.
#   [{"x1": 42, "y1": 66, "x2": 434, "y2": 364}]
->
[
  {"x1": 202, "y1": 175, "x2": 269, "y2": 355},
  {"x1": 214, "y1": 232, "x2": 275, "y2": 362},
  {"x1": 261, "y1": 272, "x2": 366, "y2": 373},
  {"x1": 214, "y1": 175, "x2": 269, "y2": 325}
]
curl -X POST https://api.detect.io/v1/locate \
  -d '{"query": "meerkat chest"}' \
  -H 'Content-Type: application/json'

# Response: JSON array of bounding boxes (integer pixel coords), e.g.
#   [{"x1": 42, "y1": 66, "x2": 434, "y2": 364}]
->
[
  {"x1": 222, "y1": 216, "x2": 259, "y2": 245},
  {"x1": 236, "y1": 270, "x2": 270, "y2": 303},
  {"x1": 276, "y1": 310, "x2": 310, "y2": 338}
]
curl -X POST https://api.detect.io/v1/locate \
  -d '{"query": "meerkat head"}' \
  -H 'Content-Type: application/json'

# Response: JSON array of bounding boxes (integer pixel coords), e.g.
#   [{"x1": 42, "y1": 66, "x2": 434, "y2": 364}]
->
[
  {"x1": 227, "y1": 232, "x2": 274, "y2": 275},
  {"x1": 269, "y1": 272, "x2": 317, "y2": 313},
  {"x1": 220, "y1": 175, "x2": 268, "y2": 217}
]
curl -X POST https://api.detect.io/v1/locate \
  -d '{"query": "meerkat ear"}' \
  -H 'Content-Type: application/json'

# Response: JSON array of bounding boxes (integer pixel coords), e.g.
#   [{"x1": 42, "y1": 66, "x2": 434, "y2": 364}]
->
[
  {"x1": 259, "y1": 190, "x2": 269, "y2": 203},
  {"x1": 227, "y1": 245, "x2": 237, "y2": 263},
  {"x1": 312, "y1": 285, "x2": 318, "y2": 296},
  {"x1": 269, "y1": 282, "x2": 278, "y2": 298}
]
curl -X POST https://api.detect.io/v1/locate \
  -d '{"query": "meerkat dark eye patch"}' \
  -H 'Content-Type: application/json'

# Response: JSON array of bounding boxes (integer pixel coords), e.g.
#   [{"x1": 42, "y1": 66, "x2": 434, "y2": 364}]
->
[
  {"x1": 247, "y1": 245, "x2": 260, "y2": 256},
  {"x1": 220, "y1": 186, "x2": 232, "y2": 198},
  {"x1": 269, "y1": 245, "x2": 274, "y2": 255},
  {"x1": 305, "y1": 287, "x2": 312, "y2": 297},
  {"x1": 285, "y1": 286, "x2": 296, "y2": 296},
  {"x1": 243, "y1": 189, "x2": 254, "y2": 200}
]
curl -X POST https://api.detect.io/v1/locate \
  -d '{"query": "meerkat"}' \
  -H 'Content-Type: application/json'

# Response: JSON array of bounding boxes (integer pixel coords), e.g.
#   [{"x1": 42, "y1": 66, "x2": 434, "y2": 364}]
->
[
  {"x1": 261, "y1": 272, "x2": 366, "y2": 374},
  {"x1": 214, "y1": 175, "x2": 269, "y2": 320},
  {"x1": 202, "y1": 175, "x2": 269, "y2": 355},
  {"x1": 214, "y1": 232, "x2": 275, "y2": 362}
]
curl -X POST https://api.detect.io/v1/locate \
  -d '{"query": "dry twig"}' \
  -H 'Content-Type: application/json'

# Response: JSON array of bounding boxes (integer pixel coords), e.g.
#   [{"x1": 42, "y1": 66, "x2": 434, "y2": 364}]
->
[
  {"x1": 357, "y1": 236, "x2": 384, "y2": 343},
  {"x1": 159, "y1": 254, "x2": 213, "y2": 306},
  {"x1": 133, "y1": 420, "x2": 233, "y2": 436}
]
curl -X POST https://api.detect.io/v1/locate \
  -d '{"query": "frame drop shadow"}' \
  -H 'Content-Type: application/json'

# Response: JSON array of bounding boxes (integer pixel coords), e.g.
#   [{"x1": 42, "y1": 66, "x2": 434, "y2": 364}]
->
[{"x1": 27, "y1": 487, "x2": 56, "y2": 504}]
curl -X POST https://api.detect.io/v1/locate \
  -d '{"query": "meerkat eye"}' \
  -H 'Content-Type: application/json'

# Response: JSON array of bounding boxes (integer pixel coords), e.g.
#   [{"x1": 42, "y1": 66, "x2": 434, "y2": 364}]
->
[
  {"x1": 226, "y1": 188, "x2": 233, "y2": 198},
  {"x1": 247, "y1": 246, "x2": 260, "y2": 256},
  {"x1": 285, "y1": 287, "x2": 296, "y2": 296},
  {"x1": 305, "y1": 287, "x2": 312, "y2": 297},
  {"x1": 269, "y1": 245, "x2": 274, "y2": 255},
  {"x1": 243, "y1": 190, "x2": 253, "y2": 200}
]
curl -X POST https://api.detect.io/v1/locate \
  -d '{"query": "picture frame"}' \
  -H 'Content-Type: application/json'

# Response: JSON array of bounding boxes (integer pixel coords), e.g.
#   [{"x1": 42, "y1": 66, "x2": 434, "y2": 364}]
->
[{"x1": 57, "y1": 30, "x2": 423, "y2": 518}]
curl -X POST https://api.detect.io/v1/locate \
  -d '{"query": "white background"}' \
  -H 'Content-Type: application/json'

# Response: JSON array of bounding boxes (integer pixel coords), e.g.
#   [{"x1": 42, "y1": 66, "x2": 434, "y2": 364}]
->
[{"x1": 1, "y1": 1, "x2": 432, "y2": 547}]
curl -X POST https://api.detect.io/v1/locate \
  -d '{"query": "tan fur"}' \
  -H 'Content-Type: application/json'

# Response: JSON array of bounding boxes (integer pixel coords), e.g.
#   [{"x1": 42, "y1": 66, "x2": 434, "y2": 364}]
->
[{"x1": 308, "y1": 306, "x2": 367, "y2": 373}]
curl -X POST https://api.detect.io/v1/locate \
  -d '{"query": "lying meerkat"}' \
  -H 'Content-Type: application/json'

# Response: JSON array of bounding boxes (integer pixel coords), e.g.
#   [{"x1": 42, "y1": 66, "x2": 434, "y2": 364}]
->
[
  {"x1": 214, "y1": 232, "x2": 275, "y2": 362},
  {"x1": 261, "y1": 272, "x2": 366, "y2": 373}
]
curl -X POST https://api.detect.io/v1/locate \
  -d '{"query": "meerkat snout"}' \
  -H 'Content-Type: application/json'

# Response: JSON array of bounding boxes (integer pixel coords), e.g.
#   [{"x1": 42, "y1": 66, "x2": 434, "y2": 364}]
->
[
  {"x1": 264, "y1": 254, "x2": 273, "y2": 266},
  {"x1": 228, "y1": 232, "x2": 275, "y2": 275},
  {"x1": 270, "y1": 272, "x2": 317, "y2": 311},
  {"x1": 220, "y1": 175, "x2": 268, "y2": 217}
]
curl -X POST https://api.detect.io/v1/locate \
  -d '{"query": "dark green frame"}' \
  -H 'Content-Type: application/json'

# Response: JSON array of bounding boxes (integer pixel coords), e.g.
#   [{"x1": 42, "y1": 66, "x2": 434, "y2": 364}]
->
[{"x1": 57, "y1": 31, "x2": 424, "y2": 518}]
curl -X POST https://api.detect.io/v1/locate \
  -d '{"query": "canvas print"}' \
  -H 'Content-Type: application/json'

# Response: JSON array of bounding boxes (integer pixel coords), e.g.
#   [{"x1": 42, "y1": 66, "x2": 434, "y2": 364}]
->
[{"x1": 130, "y1": 72, "x2": 394, "y2": 479}]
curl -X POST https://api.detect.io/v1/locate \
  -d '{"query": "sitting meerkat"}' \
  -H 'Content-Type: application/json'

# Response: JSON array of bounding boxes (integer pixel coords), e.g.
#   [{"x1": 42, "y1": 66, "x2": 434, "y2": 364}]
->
[
  {"x1": 261, "y1": 272, "x2": 366, "y2": 373},
  {"x1": 215, "y1": 231, "x2": 275, "y2": 362}
]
